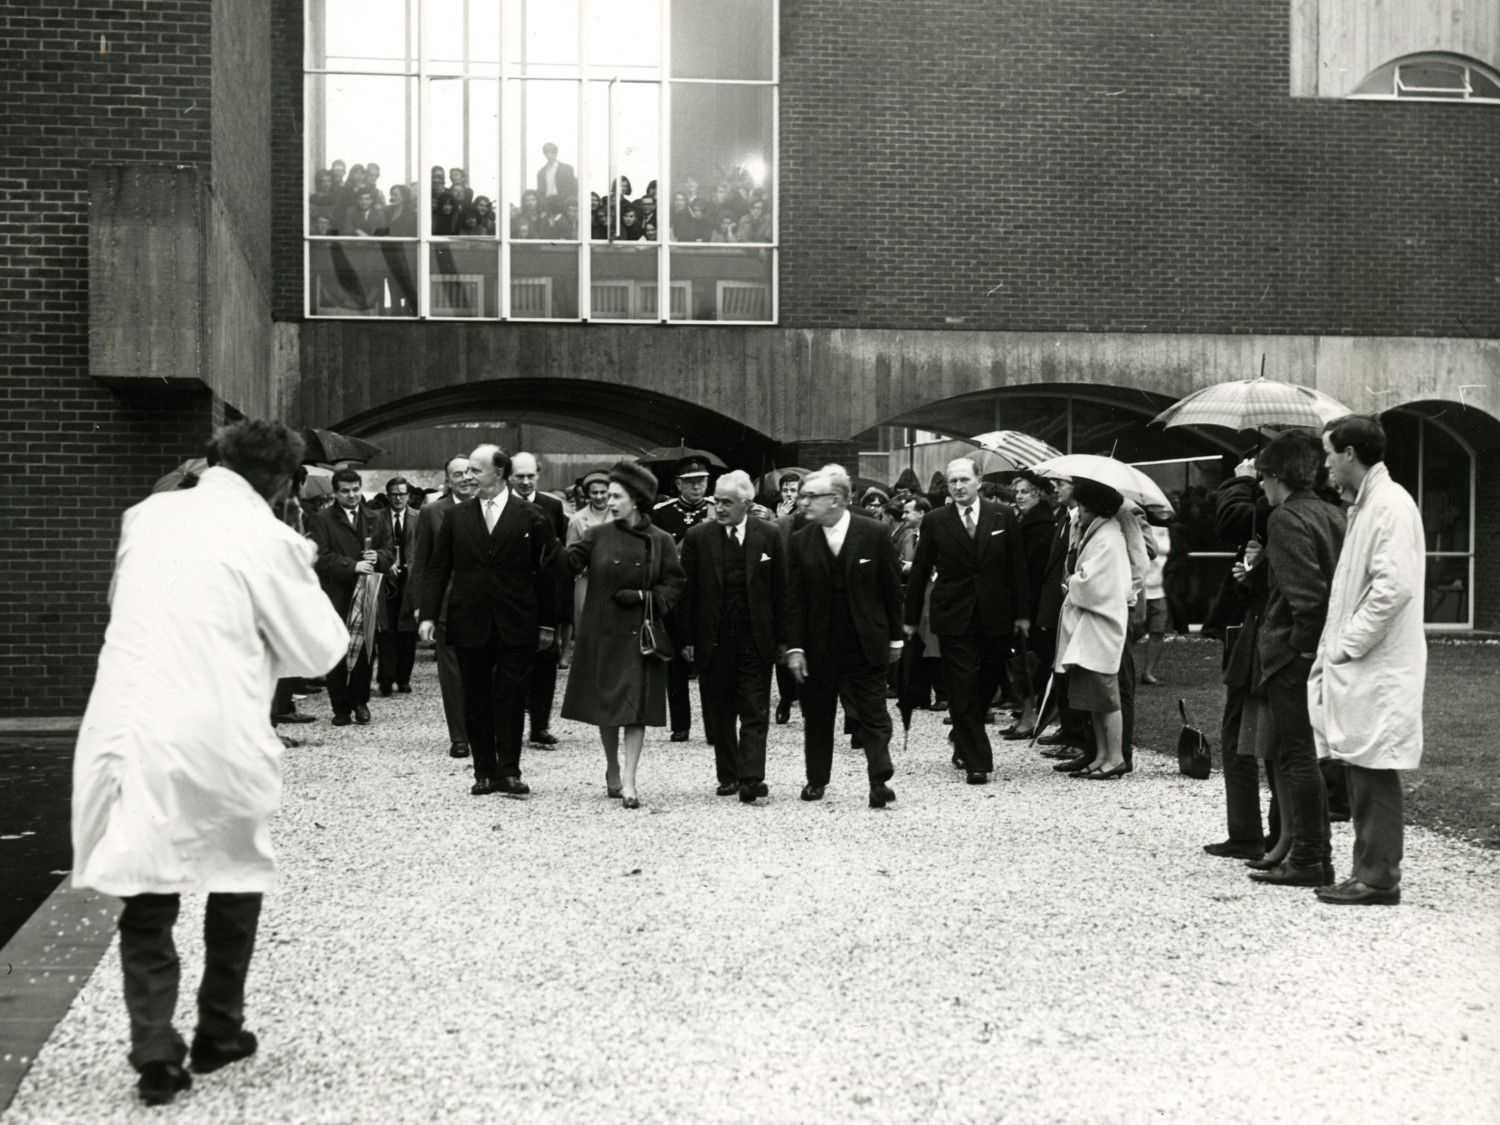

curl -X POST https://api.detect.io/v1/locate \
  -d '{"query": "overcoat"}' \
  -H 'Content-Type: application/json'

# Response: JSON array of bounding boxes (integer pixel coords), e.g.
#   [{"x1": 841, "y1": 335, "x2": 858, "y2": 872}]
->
[
  {"x1": 1309, "y1": 463, "x2": 1427, "y2": 769},
  {"x1": 561, "y1": 518, "x2": 685, "y2": 727},
  {"x1": 72, "y1": 468, "x2": 348, "y2": 897},
  {"x1": 1053, "y1": 515, "x2": 1129, "y2": 675}
]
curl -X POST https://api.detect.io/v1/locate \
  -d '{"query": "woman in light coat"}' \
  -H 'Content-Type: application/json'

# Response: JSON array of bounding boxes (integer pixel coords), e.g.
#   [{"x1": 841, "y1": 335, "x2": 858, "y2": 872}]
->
[{"x1": 1053, "y1": 478, "x2": 1132, "y2": 779}]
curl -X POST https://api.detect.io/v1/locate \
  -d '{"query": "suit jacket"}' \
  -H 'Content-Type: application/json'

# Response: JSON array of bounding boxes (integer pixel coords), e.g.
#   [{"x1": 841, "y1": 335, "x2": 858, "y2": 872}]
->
[
  {"x1": 786, "y1": 514, "x2": 903, "y2": 670},
  {"x1": 379, "y1": 506, "x2": 420, "y2": 630},
  {"x1": 1016, "y1": 503, "x2": 1056, "y2": 620},
  {"x1": 1034, "y1": 505, "x2": 1074, "y2": 631},
  {"x1": 518, "y1": 489, "x2": 567, "y2": 541},
  {"x1": 1259, "y1": 490, "x2": 1346, "y2": 683},
  {"x1": 676, "y1": 516, "x2": 788, "y2": 666},
  {"x1": 418, "y1": 492, "x2": 560, "y2": 648},
  {"x1": 308, "y1": 503, "x2": 396, "y2": 619},
  {"x1": 536, "y1": 161, "x2": 577, "y2": 202},
  {"x1": 903, "y1": 499, "x2": 1031, "y2": 637},
  {"x1": 413, "y1": 493, "x2": 457, "y2": 625}
]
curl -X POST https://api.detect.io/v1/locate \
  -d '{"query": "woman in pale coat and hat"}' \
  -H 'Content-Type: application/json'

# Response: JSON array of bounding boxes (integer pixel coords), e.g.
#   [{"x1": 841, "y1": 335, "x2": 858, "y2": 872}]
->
[
  {"x1": 562, "y1": 461, "x2": 686, "y2": 808},
  {"x1": 1309, "y1": 415, "x2": 1426, "y2": 906},
  {"x1": 72, "y1": 420, "x2": 348, "y2": 1106},
  {"x1": 1052, "y1": 478, "x2": 1132, "y2": 779}
]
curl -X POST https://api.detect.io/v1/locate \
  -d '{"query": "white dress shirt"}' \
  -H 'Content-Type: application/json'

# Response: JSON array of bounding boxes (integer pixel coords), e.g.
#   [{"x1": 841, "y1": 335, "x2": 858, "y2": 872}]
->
[
  {"x1": 821, "y1": 509, "x2": 852, "y2": 556},
  {"x1": 481, "y1": 487, "x2": 510, "y2": 532}
]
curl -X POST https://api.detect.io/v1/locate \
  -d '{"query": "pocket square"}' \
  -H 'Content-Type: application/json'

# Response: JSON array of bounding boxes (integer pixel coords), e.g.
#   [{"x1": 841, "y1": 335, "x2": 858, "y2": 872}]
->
[
  {"x1": 759, "y1": 552, "x2": 772, "y2": 562},
  {"x1": 990, "y1": 529, "x2": 1003, "y2": 536},
  {"x1": 858, "y1": 557, "x2": 872, "y2": 564}
]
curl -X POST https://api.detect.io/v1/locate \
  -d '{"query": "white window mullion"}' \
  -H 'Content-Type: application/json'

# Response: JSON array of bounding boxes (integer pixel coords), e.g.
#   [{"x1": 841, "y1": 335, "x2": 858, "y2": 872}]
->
[
  {"x1": 417, "y1": 0, "x2": 430, "y2": 319},
  {"x1": 578, "y1": 0, "x2": 591, "y2": 320},
  {"x1": 658, "y1": 0, "x2": 670, "y2": 321}
]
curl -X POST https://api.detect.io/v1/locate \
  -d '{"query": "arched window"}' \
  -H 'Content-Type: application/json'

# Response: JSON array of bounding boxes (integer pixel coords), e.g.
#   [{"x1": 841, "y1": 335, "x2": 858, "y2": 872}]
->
[{"x1": 1348, "y1": 52, "x2": 1500, "y2": 103}]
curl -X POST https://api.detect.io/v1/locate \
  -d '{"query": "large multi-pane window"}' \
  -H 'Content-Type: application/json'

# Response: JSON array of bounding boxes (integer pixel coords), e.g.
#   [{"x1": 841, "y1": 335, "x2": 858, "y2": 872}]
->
[
  {"x1": 304, "y1": 0, "x2": 777, "y2": 322},
  {"x1": 1383, "y1": 410, "x2": 1477, "y2": 628}
]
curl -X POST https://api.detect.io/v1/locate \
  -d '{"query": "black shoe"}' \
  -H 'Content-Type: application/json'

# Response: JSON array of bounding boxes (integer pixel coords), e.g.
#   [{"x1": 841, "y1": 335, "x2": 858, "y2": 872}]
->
[
  {"x1": 716, "y1": 782, "x2": 739, "y2": 796},
  {"x1": 951, "y1": 750, "x2": 966, "y2": 770},
  {"x1": 331, "y1": 713, "x2": 352, "y2": 727},
  {"x1": 1000, "y1": 726, "x2": 1036, "y2": 741},
  {"x1": 775, "y1": 700, "x2": 791, "y2": 724},
  {"x1": 190, "y1": 1029, "x2": 258, "y2": 1074},
  {"x1": 1054, "y1": 756, "x2": 1095, "y2": 773},
  {"x1": 869, "y1": 782, "x2": 896, "y2": 809},
  {"x1": 378, "y1": 683, "x2": 393, "y2": 697},
  {"x1": 1079, "y1": 763, "x2": 1129, "y2": 780},
  {"x1": 396, "y1": 683, "x2": 411, "y2": 694},
  {"x1": 1244, "y1": 854, "x2": 1285, "y2": 871},
  {"x1": 739, "y1": 782, "x2": 768, "y2": 804},
  {"x1": 850, "y1": 733, "x2": 866, "y2": 750},
  {"x1": 670, "y1": 730, "x2": 690, "y2": 742},
  {"x1": 528, "y1": 731, "x2": 559, "y2": 748},
  {"x1": 1248, "y1": 861, "x2": 1335, "y2": 887},
  {"x1": 800, "y1": 784, "x2": 825, "y2": 802},
  {"x1": 1315, "y1": 879, "x2": 1400, "y2": 906},
  {"x1": 353, "y1": 705, "x2": 371, "y2": 724},
  {"x1": 1203, "y1": 839, "x2": 1265, "y2": 860},
  {"x1": 966, "y1": 771, "x2": 989, "y2": 785},
  {"x1": 449, "y1": 742, "x2": 470, "y2": 758},
  {"x1": 471, "y1": 777, "x2": 499, "y2": 796},
  {"x1": 622, "y1": 796, "x2": 641, "y2": 809},
  {"x1": 137, "y1": 1060, "x2": 192, "y2": 1107},
  {"x1": 1039, "y1": 746, "x2": 1076, "y2": 760},
  {"x1": 495, "y1": 777, "x2": 531, "y2": 796},
  {"x1": 1035, "y1": 731, "x2": 1071, "y2": 747},
  {"x1": 272, "y1": 710, "x2": 316, "y2": 725}
]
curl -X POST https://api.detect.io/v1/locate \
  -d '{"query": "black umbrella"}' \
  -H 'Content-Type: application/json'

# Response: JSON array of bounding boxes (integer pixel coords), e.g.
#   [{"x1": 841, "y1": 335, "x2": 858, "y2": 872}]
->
[
  {"x1": 636, "y1": 445, "x2": 728, "y2": 478},
  {"x1": 298, "y1": 428, "x2": 383, "y2": 466},
  {"x1": 896, "y1": 632, "x2": 927, "y2": 752}
]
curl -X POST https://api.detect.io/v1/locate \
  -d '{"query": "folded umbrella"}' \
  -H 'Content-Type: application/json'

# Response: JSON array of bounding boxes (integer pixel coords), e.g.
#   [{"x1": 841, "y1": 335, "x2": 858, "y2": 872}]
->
[
  {"x1": 896, "y1": 632, "x2": 927, "y2": 752},
  {"x1": 1030, "y1": 454, "x2": 1175, "y2": 521},
  {"x1": 345, "y1": 572, "x2": 384, "y2": 671}
]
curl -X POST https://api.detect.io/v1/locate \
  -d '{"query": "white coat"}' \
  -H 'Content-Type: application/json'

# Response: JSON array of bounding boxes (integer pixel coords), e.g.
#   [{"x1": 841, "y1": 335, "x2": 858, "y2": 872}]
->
[
  {"x1": 72, "y1": 468, "x2": 349, "y2": 897},
  {"x1": 1308, "y1": 462, "x2": 1426, "y2": 770},
  {"x1": 1054, "y1": 516, "x2": 1129, "y2": 675}
]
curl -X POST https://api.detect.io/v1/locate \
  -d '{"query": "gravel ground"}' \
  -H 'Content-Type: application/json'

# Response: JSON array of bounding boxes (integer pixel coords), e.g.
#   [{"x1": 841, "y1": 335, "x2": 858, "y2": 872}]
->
[{"x1": 7, "y1": 656, "x2": 1499, "y2": 1124}]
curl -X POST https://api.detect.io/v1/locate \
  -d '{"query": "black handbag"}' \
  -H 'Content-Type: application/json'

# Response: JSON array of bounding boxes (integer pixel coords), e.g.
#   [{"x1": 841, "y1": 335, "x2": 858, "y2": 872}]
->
[
  {"x1": 637, "y1": 537, "x2": 675, "y2": 662},
  {"x1": 1176, "y1": 699, "x2": 1212, "y2": 780}
]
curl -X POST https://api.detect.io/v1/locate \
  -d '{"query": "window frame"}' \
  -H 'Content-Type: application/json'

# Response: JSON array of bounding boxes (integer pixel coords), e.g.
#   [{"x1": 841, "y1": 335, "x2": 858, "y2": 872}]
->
[
  {"x1": 1347, "y1": 52, "x2": 1500, "y2": 106},
  {"x1": 303, "y1": 0, "x2": 778, "y2": 325}
]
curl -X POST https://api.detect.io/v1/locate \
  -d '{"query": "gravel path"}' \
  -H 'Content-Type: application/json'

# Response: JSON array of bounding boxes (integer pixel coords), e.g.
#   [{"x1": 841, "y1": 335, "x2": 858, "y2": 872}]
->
[{"x1": 7, "y1": 657, "x2": 1499, "y2": 1123}]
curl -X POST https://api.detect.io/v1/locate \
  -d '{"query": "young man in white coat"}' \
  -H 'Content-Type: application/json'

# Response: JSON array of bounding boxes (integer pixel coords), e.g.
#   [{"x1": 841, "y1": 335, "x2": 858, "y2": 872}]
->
[
  {"x1": 1310, "y1": 414, "x2": 1426, "y2": 906},
  {"x1": 72, "y1": 420, "x2": 348, "y2": 1105}
]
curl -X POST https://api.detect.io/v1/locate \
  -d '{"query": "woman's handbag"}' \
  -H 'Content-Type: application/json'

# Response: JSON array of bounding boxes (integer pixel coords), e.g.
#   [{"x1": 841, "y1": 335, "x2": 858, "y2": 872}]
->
[
  {"x1": 637, "y1": 536, "x2": 676, "y2": 661},
  {"x1": 1176, "y1": 699, "x2": 1212, "y2": 780}
]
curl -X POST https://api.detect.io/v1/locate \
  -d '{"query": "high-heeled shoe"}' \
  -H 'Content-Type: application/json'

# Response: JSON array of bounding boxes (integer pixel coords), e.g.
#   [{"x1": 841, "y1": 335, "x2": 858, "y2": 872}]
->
[{"x1": 621, "y1": 796, "x2": 640, "y2": 809}]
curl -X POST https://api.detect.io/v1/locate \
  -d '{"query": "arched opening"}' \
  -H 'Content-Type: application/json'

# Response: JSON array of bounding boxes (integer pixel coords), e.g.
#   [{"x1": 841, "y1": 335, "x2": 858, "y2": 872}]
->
[{"x1": 1348, "y1": 52, "x2": 1500, "y2": 103}]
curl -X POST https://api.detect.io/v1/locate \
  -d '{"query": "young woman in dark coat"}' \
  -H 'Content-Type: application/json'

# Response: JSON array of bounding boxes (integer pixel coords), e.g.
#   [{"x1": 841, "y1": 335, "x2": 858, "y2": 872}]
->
[{"x1": 561, "y1": 461, "x2": 686, "y2": 808}]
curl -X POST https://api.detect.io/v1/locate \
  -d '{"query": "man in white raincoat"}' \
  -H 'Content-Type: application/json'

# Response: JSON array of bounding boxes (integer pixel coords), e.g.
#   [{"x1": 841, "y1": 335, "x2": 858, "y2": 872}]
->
[
  {"x1": 72, "y1": 420, "x2": 348, "y2": 1105},
  {"x1": 1309, "y1": 414, "x2": 1426, "y2": 906}
]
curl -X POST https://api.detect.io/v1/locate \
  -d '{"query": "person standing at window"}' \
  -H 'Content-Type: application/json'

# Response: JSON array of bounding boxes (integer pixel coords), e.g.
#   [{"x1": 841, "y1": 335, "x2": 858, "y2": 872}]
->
[{"x1": 535, "y1": 141, "x2": 577, "y2": 209}]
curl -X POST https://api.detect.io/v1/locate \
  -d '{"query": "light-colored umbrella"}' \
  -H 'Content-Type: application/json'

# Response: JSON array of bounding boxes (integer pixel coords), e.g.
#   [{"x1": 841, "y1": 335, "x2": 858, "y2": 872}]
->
[
  {"x1": 1030, "y1": 454, "x2": 1175, "y2": 520},
  {"x1": 345, "y1": 572, "x2": 383, "y2": 671},
  {"x1": 1151, "y1": 377, "x2": 1352, "y2": 432},
  {"x1": 967, "y1": 430, "x2": 1064, "y2": 468}
]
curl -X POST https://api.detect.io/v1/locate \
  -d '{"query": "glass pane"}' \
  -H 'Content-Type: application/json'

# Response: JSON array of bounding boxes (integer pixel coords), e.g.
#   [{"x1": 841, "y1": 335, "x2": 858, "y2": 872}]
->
[
  {"x1": 1471, "y1": 70, "x2": 1500, "y2": 99},
  {"x1": 310, "y1": 240, "x2": 418, "y2": 316},
  {"x1": 307, "y1": 0, "x2": 415, "y2": 71},
  {"x1": 428, "y1": 78, "x2": 500, "y2": 236},
  {"x1": 669, "y1": 247, "x2": 770, "y2": 321},
  {"x1": 504, "y1": 80, "x2": 581, "y2": 238},
  {"x1": 307, "y1": 75, "x2": 417, "y2": 227},
  {"x1": 430, "y1": 243, "x2": 499, "y2": 317},
  {"x1": 1350, "y1": 63, "x2": 1397, "y2": 97},
  {"x1": 671, "y1": 0, "x2": 771, "y2": 80},
  {"x1": 427, "y1": 0, "x2": 501, "y2": 75},
  {"x1": 1425, "y1": 556, "x2": 1469, "y2": 625},
  {"x1": 586, "y1": 0, "x2": 661, "y2": 78},
  {"x1": 505, "y1": 0, "x2": 579, "y2": 74},
  {"x1": 590, "y1": 245, "x2": 658, "y2": 319},
  {"x1": 1398, "y1": 61, "x2": 1468, "y2": 92},
  {"x1": 669, "y1": 84, "x2": 772, "y2": 243},
  {"x1": 587, "y1": 81, "x2": 660, "y2": 240},
  {"x1": 511, "y1": 245, "x2": 579, "y2": 318},
  {"x1": 1420, "y1": 421, "x2": 1472, "y2": 552}
]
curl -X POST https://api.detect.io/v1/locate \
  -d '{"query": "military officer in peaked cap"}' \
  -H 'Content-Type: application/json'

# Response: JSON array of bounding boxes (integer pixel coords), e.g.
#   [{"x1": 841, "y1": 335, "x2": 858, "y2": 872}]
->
[{"x1": 652, "y1": 456, "x2": 717, "y2": 742}]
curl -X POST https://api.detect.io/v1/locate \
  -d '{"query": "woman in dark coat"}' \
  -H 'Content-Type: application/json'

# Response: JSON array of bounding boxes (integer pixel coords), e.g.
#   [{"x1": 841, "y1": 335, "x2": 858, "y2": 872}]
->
[{"x1": 561, "y1": 461, "x2": 685, "y2": 808}]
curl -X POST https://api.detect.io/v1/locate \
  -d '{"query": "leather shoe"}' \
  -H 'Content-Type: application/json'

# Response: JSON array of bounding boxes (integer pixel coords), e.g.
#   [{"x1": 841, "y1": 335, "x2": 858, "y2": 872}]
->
[
  {"x1": 869, "y1": 782, "x2": 896, "y2": 809},
  {"x1": 1039, "y1": 746, "x2": 1075, "y2": 760},
  {"x1": 850, "y1": 732, "x2": 865, "y2": 749},
  {"x1": 1054, "y1": 756, "x2": 1094, "y2": 773},
  {"x1": 1078, "y1": 763, "x2": 1128, "y2": 780},
  {"x1": 353, "y1": 705, "x2": 371, "y2": 724},
  {"x1": 396, "y1": 683, "x2": 411, "y2": 693},
  {"x1": 1315, "y1": 879, "x2": 1400, "y2": 906},
  {"x1": 670, "y1": 730, "x2": 690, "y2": 742},
  {"x1": 1203, "y1": 839, "x2": 1265, "y2": 860},
  {"x1": 528, "y1": 731, "x2": 559, "y2": 748},
  {"x1": 470, "y1": 777, "x2": 499, "y2": 796},
  {"x1": 137, "y1": 1060, "x2": 192, "y2": 1107},
  {"x1": 1248, "y1": 860, "x2": 1334, "y2": 887},
  {"x1": 331, "y1": 713, "x2": 352, "y2": 727},
  {"x1": 1035, "y1": 731, "x2": 1070, "y2": 746},
  {"x1": 951, "y1": 750, "x2": 966, "y2": 770},
  {"x1": 272, "y1": 710, "x2": 316, "y2": 725},
  {"x1": 1000, "y1": 726, "x2": 1036, "y2": 741},
  {"x1": 739, "y1": 782, "x2": 769, "y2": 804},
  {"x1": 494, "y1": 777, "x2": 531, "y2": 796},
  {"x1": 775, "y1": 700, "x2": 791, "y2": 724},
  {"x1": 966, "y1": 771, "x2": 989, "y2": 785},
  {"x1": 715, "y1": 782, "x2": 739, "y2": 796},
  {"x1": 378, "y1": 683, "x2": 393, "y2": 697},
  {"x1": 449, "y1": 742, "x2": 470, "y2": 758},
  {"x1": 799, "y1": 784, "x2": 825, "y2": 802},
  {"x1": 190, "y1": 1029, "x2": 257, "y2": 1074}
]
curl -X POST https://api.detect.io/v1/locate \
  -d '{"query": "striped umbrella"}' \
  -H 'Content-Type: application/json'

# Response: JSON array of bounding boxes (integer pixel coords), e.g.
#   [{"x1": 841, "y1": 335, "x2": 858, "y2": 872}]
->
[
  {"x1": 967, "y1": 430, "x2": 1063, "y2": 468},
  {"x1": 1151, "y1": 377, "x2": 1352, "y2": 432},
  {"x1": 346, "y1": 572, "x2": 384, "y2": 671}
]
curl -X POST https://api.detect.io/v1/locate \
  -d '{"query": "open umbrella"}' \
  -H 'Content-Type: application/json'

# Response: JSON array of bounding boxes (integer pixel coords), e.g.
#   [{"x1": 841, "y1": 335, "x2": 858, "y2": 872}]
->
[
  {"x1": 636, "y1": 445, "x2": 728, "y2": 478},
  {"x1": 967, "y1": 430, "x2": 1063, "y2": 468},
  {"x1": 1030, "y1": 454, "x2": 1175, "y2": 520},
  {"x1": 298, "y1": 428, "x2": 384, "y2": 466},
  {"x1": 896, "y1": 632, "x2": 928, "y2": 752},
  {"x1": 151, "y1": 457, "x2": 208, "y2": 494},
  {"x1": 1151, "y1": 377, "x2": 1352, "y2": 433}
]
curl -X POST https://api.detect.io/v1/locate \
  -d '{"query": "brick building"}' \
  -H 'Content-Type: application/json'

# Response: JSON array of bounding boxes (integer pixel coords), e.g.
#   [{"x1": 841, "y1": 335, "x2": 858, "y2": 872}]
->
[{"x1": 2, "y1": 0, "x2": 1497, "y2": 715}]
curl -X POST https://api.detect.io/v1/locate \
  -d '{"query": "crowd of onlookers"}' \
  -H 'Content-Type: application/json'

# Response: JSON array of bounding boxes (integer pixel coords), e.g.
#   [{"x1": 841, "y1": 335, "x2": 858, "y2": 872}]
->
[{"x1": 308, "y1": 146, "x2": 773, "y2": 244}]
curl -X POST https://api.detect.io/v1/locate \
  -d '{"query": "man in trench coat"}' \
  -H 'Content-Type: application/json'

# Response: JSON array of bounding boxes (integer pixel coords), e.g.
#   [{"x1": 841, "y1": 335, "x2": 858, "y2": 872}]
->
[{"x1": 72, "y1": 420, "x2": 348, "y2": 1106}]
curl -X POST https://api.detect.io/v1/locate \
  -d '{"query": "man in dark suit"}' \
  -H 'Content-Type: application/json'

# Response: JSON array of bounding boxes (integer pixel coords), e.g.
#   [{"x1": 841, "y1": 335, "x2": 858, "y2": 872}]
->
[
  {"x1": 903, "y1": 457, "x2": 1031, "y2": 785},
  {"x1": 510, "y1": 452, "x2": 568, "y2": 749},
  {"x1": 417, "y1": 445, "x2": 560, "y2": 797},
  {"x1": 653, "y1": 457, "x2": 716, "y2": 741},
  {"x1": 376, "y1": 476, "x2": 419, "y2": 696},
  {"x1": 535, "y1": 142, "x2": 577, "y2": 208},
  {"x1": 412, "y1": 456, "x2": 477, "y2": 758},
  {"x1": 309, "y1": 469, "x2": 395, "y2": 726},
  {"x1": 677, "y1": 470, "x2": 789, "y2": 804},
  {"x1": 785, "y1": 465, "x2": 904, "y2": 809}
]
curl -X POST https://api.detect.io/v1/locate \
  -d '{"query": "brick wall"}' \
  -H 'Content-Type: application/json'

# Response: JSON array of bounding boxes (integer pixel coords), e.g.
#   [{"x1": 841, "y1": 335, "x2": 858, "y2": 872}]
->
[{"x1": 0, "y1": 2, "x2": 225, "y2": 715}]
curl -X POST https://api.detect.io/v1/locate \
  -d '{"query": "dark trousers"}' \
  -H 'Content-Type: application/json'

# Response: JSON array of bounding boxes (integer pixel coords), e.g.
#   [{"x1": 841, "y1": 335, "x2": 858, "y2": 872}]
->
[
  {"x1": 938, "y1": 632, "x2": 1008, "y2": 774},
  {"x1": 326, "y1": 648, "x2": 372, "y2": 717},
  {"x1": 801, "y1": 659, "x2": 894, "y2": 789},
  {"x1": 1265, "y1": 656, "x2": 1331, "y2": 869},
  {"x1": 1219, "y1": 680, "x2": 1266, "y2": 844},
  {"x1": 270, "y1": 678, "x2": 295, "y2": 720},
  {"x1": 701, "y1": 629, "x2": 773, "y2": 785},
  {"x1": 118, "y1": 892, "x2": 261, "y2": 1071},
  {"x1": 667, "y1": 654, "x2": 694, "y2": 734},
  {"x1": 1118, "y1": 631, "x2": 1136, "y2": 768},
  {"x1": 376, "y1": 630, "x2": 417, "y2": 689},
  {"x1": 775, "y1": 661, "x2": 799, "y2": 709},
  {"x1": 435, "y1": 624, "x2": 467, "y2": 746},
  {"x1": 528, "y1": 640, "x2": 559, "y2": 735},
  {"x1": 1347, "y1": 764, "x2": 1404, "y2": 889},
  {"x1": 456, "y1": 635, "x2": 534, "y2": 782},
  {"x1": 1322, "y1": 758, "x2": 1350, "y2": 817}
]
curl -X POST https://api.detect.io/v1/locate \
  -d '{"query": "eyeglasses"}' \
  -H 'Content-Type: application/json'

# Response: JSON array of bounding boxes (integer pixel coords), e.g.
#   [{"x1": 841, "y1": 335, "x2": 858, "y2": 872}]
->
[{"x1": 801, "y1": 491, "x2": 836, "y2": 500}]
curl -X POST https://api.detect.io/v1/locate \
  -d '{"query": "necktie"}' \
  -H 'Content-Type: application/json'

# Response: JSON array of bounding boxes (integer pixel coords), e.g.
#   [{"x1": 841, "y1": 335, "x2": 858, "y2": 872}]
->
[
  {"x1": 484, "y1": 499, "x2": 498, "y2": 532},
  {"x1": 963, "y1": 506, "x2": 976, "y2": 539},
  {"x1": 729, "y1": 525, "x2": 739, "y2": 548}
]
